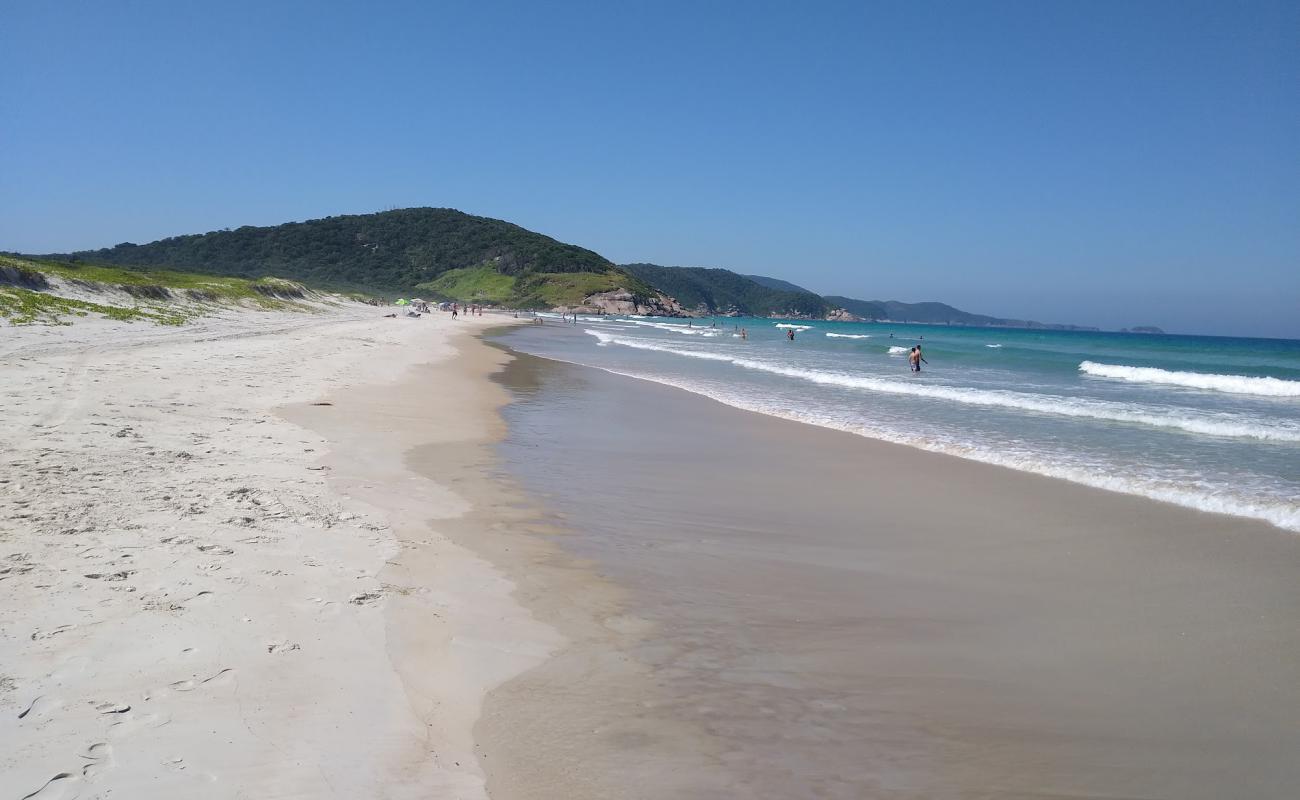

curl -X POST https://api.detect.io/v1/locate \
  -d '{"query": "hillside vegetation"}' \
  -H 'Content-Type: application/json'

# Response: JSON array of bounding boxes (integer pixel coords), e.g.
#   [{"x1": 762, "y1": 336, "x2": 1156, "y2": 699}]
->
[
  {"x1": 22, "y1": 207, "x2": 1093, "y2": 326},
  {"x1": 743, "y1": 274, "x2": 816, "y2": 294},
  {"x1": 623, "y1": 264, "x2": 831, "y2": 317},
  {"x1": 48, "y1": 208, "x2": 658, "y2": 309},
  {"x1": 0, "y1": 254, "x2": 328, "y2": 325},
  {"x1": 824, "y1": 295, "x2": 1096, "y2": 329}
]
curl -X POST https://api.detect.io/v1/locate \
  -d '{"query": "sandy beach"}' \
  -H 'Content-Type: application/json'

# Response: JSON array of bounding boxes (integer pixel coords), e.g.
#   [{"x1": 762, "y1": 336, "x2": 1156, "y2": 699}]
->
[
  {"x1": 0, "y1": 306, "x2": 557, "y2": 799},
  {"x1": 4, "y1": 307, "x2": 1298, "y2": 799}
]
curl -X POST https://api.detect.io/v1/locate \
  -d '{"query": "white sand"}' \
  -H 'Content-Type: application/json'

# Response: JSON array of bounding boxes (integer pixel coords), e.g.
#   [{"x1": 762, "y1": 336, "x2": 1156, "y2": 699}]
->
[{"x1": 0, "y1": 306, "x2": 558, "y2": 798}]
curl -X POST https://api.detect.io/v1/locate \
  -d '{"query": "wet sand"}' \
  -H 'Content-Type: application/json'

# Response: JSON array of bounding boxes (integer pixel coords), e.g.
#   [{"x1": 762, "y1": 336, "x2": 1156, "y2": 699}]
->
[{"x1": 465, "y1": 342, "x2": 1300, "y2": 800}]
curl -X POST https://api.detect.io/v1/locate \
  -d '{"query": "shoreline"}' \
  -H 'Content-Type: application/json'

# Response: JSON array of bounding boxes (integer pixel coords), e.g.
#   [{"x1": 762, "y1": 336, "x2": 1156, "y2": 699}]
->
[
  {"x1": 469, "y1": 331, "x2": 1300, "y2": 799},
  {"x1": 4, "y1": 309, "x2": 1297, "y2": 798}
]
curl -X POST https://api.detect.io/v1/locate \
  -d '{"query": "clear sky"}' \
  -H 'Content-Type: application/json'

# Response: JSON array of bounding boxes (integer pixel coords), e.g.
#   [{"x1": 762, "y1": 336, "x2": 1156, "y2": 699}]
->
[{"x1": 3, "y1": 1, "x2": 1297, "y2": 337}]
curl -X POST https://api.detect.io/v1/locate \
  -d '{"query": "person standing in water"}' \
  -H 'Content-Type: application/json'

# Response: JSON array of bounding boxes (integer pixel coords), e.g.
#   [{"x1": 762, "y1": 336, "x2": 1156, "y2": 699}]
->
[
  {"x1": 787, "y1": 328, "x2": 795, "y2": 341},
  {"x1": 909, "y1": 345, "x2": 928, "y2": 373}
]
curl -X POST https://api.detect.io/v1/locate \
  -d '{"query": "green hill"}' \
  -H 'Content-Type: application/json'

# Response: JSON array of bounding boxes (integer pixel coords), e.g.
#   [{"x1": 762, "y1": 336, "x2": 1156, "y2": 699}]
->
[
  {"x1": 743, "y1": 274, "x2": 816, "y2": 294},
  {"x1": 46, "y1": 208, "x2": 661, "y2": 309},
  {"x1": 825, "y1": 295, "x2": 1097, "y2": 330},
  {"x1": 623, "y1": 264, "x2": 832, "y2": 317},
  {"x1": 825, "y1": 296, "x2": 1001, "y2": 325}
]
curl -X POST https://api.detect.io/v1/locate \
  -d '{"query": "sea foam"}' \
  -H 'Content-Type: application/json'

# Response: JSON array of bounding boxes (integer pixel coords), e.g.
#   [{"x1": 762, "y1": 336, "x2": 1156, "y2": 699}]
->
[
  {"x1": 826, "y1": 333, "x2": 871, "y2": 339},
  {"x1": 1079, "y1": 361, "x2": 1300, "y2": 397},
  {"x1": 585, "y1": 331, "x2": 1300, "y2": 442},
  {"x1": 577, "y1": 331, "x2": 1300, "y2": 532},
  {"x1": 887, "y1": 346, "x2": 910, "y2": 355}
]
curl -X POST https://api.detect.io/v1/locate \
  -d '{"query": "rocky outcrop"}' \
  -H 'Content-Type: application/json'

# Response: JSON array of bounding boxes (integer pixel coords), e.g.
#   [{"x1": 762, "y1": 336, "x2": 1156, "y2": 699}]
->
[
  {"x1": 825, "y1": 308, "x2": 864, "y2": 322},
  {"x1": 557, "y1": 288, "x2": 686, "y2": 316}
]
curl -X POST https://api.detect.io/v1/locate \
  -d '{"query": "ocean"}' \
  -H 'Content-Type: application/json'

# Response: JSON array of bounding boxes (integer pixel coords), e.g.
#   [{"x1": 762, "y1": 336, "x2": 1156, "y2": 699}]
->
[{"x1": 499, "y1": 315, "x2": 1300, "y2": 533}]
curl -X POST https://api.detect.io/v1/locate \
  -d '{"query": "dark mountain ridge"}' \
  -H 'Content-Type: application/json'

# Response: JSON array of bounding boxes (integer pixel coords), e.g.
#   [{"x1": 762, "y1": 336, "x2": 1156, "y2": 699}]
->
[
  {"x1": 27, "y1": 206, "x2": 1094, "y2": 327},
  {"x1": 825, "y1": 295, "x2": 1098, "y2": 330},
  {"x1": 743, "y1": 274, "x2": 816, "y2": 294},
  {"x1": 623, "y1": 264, "x2": 832, "y2": 318},
  {"x1": 41, "y1": 207, "x2": 669, "y2": 310}
]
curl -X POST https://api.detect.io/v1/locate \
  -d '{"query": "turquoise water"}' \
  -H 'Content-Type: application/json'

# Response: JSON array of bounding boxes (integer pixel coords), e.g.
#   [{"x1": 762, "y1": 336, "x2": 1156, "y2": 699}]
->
[{"x1": 500, "y1": 316, "x2": 1300, "y2": 532}]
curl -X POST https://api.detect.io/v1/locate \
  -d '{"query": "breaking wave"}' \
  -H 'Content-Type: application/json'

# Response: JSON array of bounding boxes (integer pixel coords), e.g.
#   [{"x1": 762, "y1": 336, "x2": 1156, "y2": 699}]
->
[
  {"x1": 580, "y1": 330, "x2": 1300, "y2": 531},
  {"x1": 1079, "y1": 361, "x2": 1300, "y2": 397},
  {"x1": 586, "y1": 331, "x2": 1300, "y2": 442}
]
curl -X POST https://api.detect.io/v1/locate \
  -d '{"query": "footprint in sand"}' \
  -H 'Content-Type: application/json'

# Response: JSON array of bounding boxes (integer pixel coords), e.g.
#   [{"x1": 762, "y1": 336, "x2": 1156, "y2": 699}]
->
[
  {"x1": 18, "y1": 694, "x2": 62, "y2": 720},
  {"x1": 83, "y1": 570, "x2": 135, "y2": 581},
  {"x1": 108, "y1": 710, "x2": 170, "y2": 739},
  {"x1": 81, "y1": 742, "x2": 113, "y2": 780},
  {"x1": 93, "y1": 701, "x2": 131, "y2": 715},
  {"x1": 30, "y1": 624, "x2": 75, "y2": 641},
  {"x1": 195, "y1": 544, "x2": 234, "y2": 556},
  {"x1": 20, "y1": 772, "x2": 78, "y2": 800},
  {"x1": 169, "y1": 667, "x2": 235, "y2": 693},
  {"x1": 266, "y1": 641, "x2": 301, "y2": 655}
]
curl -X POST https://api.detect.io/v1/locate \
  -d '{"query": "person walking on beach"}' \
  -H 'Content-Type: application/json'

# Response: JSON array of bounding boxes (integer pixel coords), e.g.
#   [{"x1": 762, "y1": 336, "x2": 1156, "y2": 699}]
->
[{"x1": 451, "y1": 304, "x2": 458, "y2": 319}]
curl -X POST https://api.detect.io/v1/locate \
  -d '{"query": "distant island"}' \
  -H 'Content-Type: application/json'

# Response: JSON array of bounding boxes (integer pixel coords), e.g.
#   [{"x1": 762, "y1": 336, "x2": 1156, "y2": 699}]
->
[
  {"x1": 1121, "y1": 326, "x2": 1166, "y2": 334},
  {"x1": 18, "y1": 207, "x2": 1099, "y2": 329}
]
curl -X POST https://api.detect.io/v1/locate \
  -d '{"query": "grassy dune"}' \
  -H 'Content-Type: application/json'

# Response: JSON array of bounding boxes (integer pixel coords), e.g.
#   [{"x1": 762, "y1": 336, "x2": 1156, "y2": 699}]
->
[{"x1": 0, "y1": 254, "x2": 327, "y2": 325}]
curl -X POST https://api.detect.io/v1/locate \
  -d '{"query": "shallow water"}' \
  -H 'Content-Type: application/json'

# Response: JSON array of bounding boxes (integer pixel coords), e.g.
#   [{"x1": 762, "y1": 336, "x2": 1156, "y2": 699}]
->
[
  {"x1": 502, "y1": 318, "x2": 1300, "y2": 532},
  {"x1": 486, "y1": 347, "x2": 1300, "y2": 799}
]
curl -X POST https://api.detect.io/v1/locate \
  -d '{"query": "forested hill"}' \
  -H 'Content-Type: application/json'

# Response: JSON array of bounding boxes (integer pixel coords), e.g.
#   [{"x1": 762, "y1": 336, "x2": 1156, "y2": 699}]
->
[
  {"x1": 825, "y1": 295, "x2": 1098, "y2": 330},
  {"x1": 623, "y1": 264, "x2": 832, "y2": 317},
  {"x1": 743, "y1": 274, "x2": 816, "y2": 294},
  {"x1": 46, "y1": 208, "x2": 659, "y2": 308}
]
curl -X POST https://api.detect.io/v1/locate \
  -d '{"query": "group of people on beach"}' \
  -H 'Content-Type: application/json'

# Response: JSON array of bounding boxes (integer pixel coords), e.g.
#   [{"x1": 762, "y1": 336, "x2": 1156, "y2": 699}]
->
[{"x1": 449, "y1": 303, "x2": 484, "y2": 319}]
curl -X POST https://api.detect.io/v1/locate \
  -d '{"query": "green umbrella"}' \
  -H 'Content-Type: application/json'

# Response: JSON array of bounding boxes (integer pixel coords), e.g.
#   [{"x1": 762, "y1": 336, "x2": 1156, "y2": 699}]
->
[{"x1": 394, "y1": 298, "x2": 409, "y2": 306}]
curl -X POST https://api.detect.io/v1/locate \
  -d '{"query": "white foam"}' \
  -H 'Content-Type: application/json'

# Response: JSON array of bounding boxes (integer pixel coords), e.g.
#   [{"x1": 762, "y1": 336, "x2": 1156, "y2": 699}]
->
[
  {"x1": 574, "y1": 334, "x2": 1300, "y2": 532},
  {"x1": 986, "y1": 344, "x2": 1002, "y2": 348},
  {"x1": 630, "y1": 320, "x2": 723, "y2": 336},
  {"x1": 584, "y1": 331, "x2": 1300, "y2": 443},
  {"x1": 1080, "y1": 361, "x2": 1300, "y2": 397},
  {"x1": 887, "y1": 346, "x2": 910, "y2": 355},
  {"x1": 826, "y1": 333, "x2": 871, "y2": 339},
  {"x1": 774, "y1": 323, "x2": 812, "y2": 330}
]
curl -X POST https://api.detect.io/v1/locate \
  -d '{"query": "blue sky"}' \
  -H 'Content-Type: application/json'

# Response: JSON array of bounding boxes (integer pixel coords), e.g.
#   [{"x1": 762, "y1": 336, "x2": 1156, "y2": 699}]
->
[{"x1": 2, "y1": 1, "x2": 1296, "y2": 336}]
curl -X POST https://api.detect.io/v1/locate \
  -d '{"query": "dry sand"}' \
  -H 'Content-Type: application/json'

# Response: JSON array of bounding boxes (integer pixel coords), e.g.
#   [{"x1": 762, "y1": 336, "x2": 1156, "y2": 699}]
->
[{"x1": 0, "y1": 306, "x2": 557, "y2": 799}]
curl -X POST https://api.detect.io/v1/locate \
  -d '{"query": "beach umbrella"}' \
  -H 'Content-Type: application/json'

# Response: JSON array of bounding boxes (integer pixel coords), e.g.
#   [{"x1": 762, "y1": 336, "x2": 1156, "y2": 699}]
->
[{"x1": 394, "y1": 298, "x2": 409, "y2": 306}]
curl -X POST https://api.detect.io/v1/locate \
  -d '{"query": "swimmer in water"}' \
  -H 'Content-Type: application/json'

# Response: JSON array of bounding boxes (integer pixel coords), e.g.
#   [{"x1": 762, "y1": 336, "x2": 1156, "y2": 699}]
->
[{"x1": 787, "y1": 328, "x2": 795, "y2": 341}]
